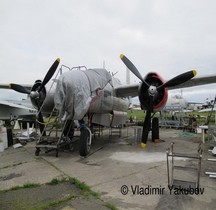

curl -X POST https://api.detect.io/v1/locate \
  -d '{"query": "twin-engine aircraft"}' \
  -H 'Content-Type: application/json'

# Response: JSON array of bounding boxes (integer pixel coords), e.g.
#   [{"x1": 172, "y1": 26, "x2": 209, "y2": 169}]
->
[{"x1": 3, "y1": 54, "x2": 216, "y2": 156}]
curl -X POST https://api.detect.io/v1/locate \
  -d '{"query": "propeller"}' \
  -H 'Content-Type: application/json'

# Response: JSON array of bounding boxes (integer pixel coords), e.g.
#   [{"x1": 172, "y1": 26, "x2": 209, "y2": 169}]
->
[
  {"x1": 9, "y1": 58, "x2": 60, "y2": 135},
  {"x1": 120, "y1": 54, "x2": 197, "y2": 95},
  {"x1": 120, "y1": 54, "x2": 149, "y2": 89},
  {"x1": 37, "y1": 58, "x2": 60, "y2": 92},
  {"x1": 157, "y1": 70, "x2": 197, "y2": 90},
  {"x1": 9, "y1": 58, "x2": 60, "y2": 95},
  {"x1": 8, "y1": 84, "x2": 30, "y2": 94},
  {"x1": 120, "y1": 54, "x2": 197, "y2": 147}
]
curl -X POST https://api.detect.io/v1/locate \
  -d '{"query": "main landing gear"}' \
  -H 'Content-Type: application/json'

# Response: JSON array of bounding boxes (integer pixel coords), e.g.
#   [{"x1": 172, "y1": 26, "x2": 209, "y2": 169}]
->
[
  {"x1": 79, "y1": 126, "x2": 92, "y2": 157},
  {"x1": 141, "y1": 111, "x2": 160, "y2": 147},
  {"x1": 152, "y1": 117, "x2": 159, "y2": 142}
]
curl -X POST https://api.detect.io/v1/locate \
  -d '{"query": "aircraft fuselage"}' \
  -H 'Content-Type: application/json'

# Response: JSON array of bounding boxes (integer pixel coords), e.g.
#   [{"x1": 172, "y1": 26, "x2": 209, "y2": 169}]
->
[{"x1": 34, "y1": 68, "x2": 130, "y2": 121}]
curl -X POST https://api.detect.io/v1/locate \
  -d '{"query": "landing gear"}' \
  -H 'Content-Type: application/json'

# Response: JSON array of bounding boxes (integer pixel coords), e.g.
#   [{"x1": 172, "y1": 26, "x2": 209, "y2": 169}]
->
[
  {"x1": 63, "y1": 120, "x2": 75, "y2": 140},
  {"x1": 141, "y1": 112, "x2": 160, "y2": 146},
  {"x1": 79, "y1": 126, "x2": 92, "y2": 157},
  {"x1": 141, "y1": 111, "x2": 151, "y2": 147},
  {"x1": 63, "y1": 120, "x2": 75, "y2": 150},
  {"x1": 35, "y1": 148, "x2": 40, "y2": 156},
  {"x1": 152, "y1": 117, "x2": 159, "y2": 142}
]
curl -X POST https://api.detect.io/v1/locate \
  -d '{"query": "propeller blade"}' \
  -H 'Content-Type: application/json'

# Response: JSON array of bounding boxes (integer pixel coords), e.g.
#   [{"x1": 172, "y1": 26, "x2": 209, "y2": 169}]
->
[
  {"x1": 9, "y1": 83, "x2": 31, "y2": 94},
  {"x1": 158, "y1": 70, "x2": 197, "y2": 90},
  {"x1": 120, "y1": 54, "x2": 149, "y2": 88},
  {"x1": 38, "y1": 58, "x2": 60, "y2": 92},
  {"x1": 141, "y1": 110, "x2": 151, "y2": 148}
]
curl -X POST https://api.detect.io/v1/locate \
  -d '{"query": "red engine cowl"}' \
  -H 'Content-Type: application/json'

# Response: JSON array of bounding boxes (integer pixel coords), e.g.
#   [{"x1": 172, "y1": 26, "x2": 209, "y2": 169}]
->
[{"x1": 138, "y1": 72, "x2": 168, "y2": 112}]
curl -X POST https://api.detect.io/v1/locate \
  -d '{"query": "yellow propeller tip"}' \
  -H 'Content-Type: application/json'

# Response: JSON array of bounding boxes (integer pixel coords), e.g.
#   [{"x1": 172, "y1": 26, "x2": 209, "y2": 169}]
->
[
  {"x1": 120, "y1": 54, "x2": 124, "y2": 59},
  {"x1": 8, "y1": 84, "x2": 12, "y2": 89},
  {"x1": 193, "y1": 70, "x2": 197, "y2": 76},
  {"x1": 56, "y1": 58, "x2": 60, "y2": 62},
  {"x1": 141, "y1": 143, "x2": 147, "y2": 148}
]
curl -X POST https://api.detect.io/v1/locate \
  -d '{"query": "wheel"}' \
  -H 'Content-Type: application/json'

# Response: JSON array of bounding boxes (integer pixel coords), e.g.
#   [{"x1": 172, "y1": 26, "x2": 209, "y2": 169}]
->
[
  {"x1": 152, "y1": 117, "x2": 159, "y2": 142},
  {"x1": 79, "y1": 127, "x2": 92, "y2": 157},
  {"x1": 10, "y1": 120, "x2": 15, "y2": 126},
  {"x1": 35, "y1": 149, "x2": 40, "y2": 156}
]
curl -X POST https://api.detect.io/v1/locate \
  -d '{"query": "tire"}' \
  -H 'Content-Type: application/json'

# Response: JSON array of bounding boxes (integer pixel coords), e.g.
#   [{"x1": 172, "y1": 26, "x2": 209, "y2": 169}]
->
[
  {"x1": 152, "y1": 117, "x2": 159, "y2": 142},
  {"x1": 55, "y1": 149, "x2": 59, "y2": 157},
  {"x1": 79, "y1": 127, "x2": 92, "y2": 157},
  {"x1": 35, "y1": 149, "x2": 40, "y2": 156}
]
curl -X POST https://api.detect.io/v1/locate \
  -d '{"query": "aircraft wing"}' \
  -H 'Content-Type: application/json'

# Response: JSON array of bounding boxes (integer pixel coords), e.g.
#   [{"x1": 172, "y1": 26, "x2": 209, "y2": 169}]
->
[
  {"x1": 0, "y1": 100, "x2": 36, "y2": 110},
  {"x1": 115, "y1": 74, "x2": 216, "y2": 97},
  {"x1": 115, "y1": 84, "x2": 139, "y2": 97},
  {"x1": 198, "y1": 107, "x2": 216, "y2": 112},
  {"x1": 168, "y1": 74, "x2": 216, "y2": 90},
  {"x1": 0, "y1": 100, "x2": 37, "y2": 121}
]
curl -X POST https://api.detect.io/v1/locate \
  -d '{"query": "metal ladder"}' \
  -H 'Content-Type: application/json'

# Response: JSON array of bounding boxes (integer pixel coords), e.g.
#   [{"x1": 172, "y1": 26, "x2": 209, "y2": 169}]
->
[
  {"x1": 35, "y1": 107, "x2": 75, "y2": 157},
  {"x1": 166, "y1": 142, "x2": 202, "y2": 189}
]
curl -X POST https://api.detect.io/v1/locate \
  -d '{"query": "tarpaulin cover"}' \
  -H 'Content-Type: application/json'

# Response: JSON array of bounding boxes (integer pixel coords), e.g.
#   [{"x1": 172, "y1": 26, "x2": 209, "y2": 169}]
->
[{"x1": 54, "y1": 68, "x2": 112, "y2": 120}]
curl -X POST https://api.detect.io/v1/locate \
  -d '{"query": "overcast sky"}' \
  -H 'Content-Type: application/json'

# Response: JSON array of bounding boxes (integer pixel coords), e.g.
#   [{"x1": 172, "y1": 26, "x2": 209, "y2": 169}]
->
[{"x1": 0, "y1": 0, "x2": 216, "y2": 103}]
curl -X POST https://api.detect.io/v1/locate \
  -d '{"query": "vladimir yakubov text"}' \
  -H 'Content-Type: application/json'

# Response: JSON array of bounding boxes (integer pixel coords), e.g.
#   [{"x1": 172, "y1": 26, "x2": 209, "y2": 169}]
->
[{"x1": 130, "y1": 185, "x2": 204, "y2": 195}]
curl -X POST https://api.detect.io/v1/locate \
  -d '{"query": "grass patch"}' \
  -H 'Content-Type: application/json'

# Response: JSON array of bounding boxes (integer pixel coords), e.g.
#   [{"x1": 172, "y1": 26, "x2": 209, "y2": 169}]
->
[
  {"x1": 1, "y1": 177, "x2": 118, "y2": 210},
  {"x1": 68, "y1": 177, "x2": 99, "y2": 198},
  {"x1": 128, "y1": 110, "x2": 146, "y2": 121},
  {"x1": 68, "y1": 178, "x2": 118, "y2": 209},
  {"x1": 29, "y1": 194, "x2": 77, "y2": 210},
  {"x1": 105, "y1": 202, "x2": 119, "y2": 210},
  {"x1": 3, "y1": 182, "x2": 40, "y2": 192},
  {"x1": 46, "y1": 177, "x2": 67, "y2": 185}
]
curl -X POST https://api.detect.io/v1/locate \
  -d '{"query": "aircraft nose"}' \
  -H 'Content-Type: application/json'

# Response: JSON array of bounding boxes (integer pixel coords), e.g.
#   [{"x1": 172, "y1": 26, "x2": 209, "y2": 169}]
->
[{"x1": 54, "y1": 70, "x2": 91, "y2": 120}]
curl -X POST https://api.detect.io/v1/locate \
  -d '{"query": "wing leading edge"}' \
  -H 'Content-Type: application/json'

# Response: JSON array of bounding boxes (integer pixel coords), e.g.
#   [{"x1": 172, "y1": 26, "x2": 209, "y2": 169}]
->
[
  {"x1": 0, "y1": 100, "x2": 36, "y2": 111},
  {"x1": 115, "y1": 74, "x2": 216, "y2": 97}
]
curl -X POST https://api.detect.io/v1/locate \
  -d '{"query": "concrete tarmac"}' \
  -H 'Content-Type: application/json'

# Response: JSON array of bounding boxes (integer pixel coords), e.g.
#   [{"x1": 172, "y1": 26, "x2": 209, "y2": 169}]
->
[{"x1": 0, "y1": 127, "x2": 216, "y2": 210}]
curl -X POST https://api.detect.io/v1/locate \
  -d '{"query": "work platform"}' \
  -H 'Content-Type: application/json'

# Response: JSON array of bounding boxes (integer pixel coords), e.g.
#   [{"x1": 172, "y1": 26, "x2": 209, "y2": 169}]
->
[{"x1": 35, "y1": 109, "x2": 75, "y2": 157}]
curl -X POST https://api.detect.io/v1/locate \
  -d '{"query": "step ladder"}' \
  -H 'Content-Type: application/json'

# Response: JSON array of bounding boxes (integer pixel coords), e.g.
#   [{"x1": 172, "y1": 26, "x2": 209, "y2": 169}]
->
[
  {"x1": 166, "y1": 142, "x2": 202, "y2": 189},
  {"x1": 35, "y1": 108, "x2": 75, "y2": 157}
]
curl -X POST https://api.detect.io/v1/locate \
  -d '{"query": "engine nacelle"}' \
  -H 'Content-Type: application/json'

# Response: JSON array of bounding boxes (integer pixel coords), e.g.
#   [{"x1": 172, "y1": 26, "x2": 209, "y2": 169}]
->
[
  {"x1": 138, "y1": 72, "x2": 168, "y2": 112},
  {"x1": 30, "y1": 80, "x2": 55, "y2": 114}
]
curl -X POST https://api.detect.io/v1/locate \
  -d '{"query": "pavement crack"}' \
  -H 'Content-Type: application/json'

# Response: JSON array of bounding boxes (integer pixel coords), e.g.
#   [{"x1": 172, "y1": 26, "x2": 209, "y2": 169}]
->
[{"x1": 91, "y1": 170, "x2": 144, "y2": 188}]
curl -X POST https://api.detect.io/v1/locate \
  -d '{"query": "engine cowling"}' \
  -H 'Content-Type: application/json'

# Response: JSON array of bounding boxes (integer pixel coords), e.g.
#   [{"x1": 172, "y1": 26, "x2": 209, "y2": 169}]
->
[
  {"x1": 138, "y1": 72, "x2": 168, "y2": 112},
  {"x1": 30, "y1": 80, "x2": 55, "y2": 114}
]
